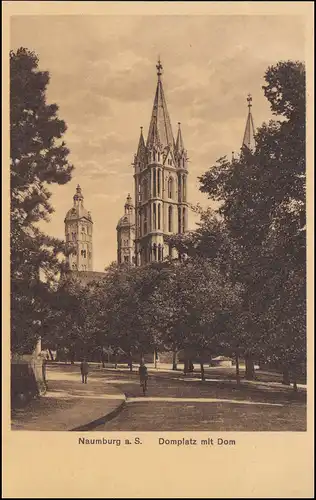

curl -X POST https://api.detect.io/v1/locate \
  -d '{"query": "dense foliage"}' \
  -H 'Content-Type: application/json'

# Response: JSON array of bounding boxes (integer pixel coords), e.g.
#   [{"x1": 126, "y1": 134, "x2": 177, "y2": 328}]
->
[{"x1": 10, "y1": 48, "x2": 73, "y2": 353}]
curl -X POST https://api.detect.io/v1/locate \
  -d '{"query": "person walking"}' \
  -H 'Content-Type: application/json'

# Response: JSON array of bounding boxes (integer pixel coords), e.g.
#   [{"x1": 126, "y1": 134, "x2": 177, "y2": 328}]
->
[
  {"x1": 139, "y1": 362, "x2": 148, "y2": 395},
  {"x1": 80, "y1": 359, "x2": 89, "y2": 384}
]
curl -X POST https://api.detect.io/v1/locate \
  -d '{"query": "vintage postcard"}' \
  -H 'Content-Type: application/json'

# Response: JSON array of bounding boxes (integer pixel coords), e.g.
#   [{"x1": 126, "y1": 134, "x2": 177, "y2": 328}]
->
[{"x1": 2, "y1": 1, "x2": 314, "y2": 498}]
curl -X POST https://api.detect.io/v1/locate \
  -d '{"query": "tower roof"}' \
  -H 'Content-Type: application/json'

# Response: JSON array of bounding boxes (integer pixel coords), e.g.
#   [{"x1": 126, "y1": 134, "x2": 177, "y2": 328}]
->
[
  {"x1": 125, "y1": 193, "x2": 133, "y2": 208},
  {"x1": 175, "y1": 122, "x2": 185, "y2": 153},
  {"x1": 136, "y1": 127, "x2": 146, "y2": 162},
  {"x1": 146, "y1": 59, "x2": 175, "y2": 151},
  {"x1": 242, "y1": 94, "x2": 256, "y2": 151},
  {"x1": 65, "y1": 184, "x2": 92, "y2": 222},
  {"x1": 116, "y1": 194, "x2": 135, "y2": 229}
]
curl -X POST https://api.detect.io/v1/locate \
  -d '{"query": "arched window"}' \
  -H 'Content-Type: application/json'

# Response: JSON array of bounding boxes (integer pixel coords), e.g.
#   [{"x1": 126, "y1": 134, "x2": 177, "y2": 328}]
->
[
  {"x1": 72, "y1": 263, "x2": 77, "y2": 270},
  {"x1": 168, "y1": 205, "x2": 173, "y2": 232},
  {"x1": 72, "y1": 232, "x2": 76, "y2": 241},
  {"x1": 182, "y1": 208, "x2": 186, "y2": 233},
  {"x1": 144, "y1": 207, "x2": 148, "y2": 234},
  {"x1": 158, "y1": 204, "x2": 161, "y2": 230},
  {"x1": 140, "y1": 210, "x2": 143, "y2": 236},
  {"x1": 152, "y1": 244, "x2": 157, "y2": 262},
  {"x1": 143, "y1": 179, "x2": 148, "y2": 201},
  {"x1": 158, "y1": 244, "x2": 162, "y2": 261},
  {"x1": 158, "y1": 169, "x2": 161, "y2": 196},
  {"x1": 178, "y1": 207, "x2": 182, "y2": 233},
  {"x1": 168, "y1": 177, "x2": 173, "y2": 199},
  {"x1": 178, "y1": 175, "x2": 182, "y2": 202},
  {"x1": 183, "y1": 176, "x2": 186, "y2": 201},
  {"x1": 153, "y1": 203, "x2": 157, "y2": 230},
  {"x1": 153, "y1": 169, "x2": 157, "y2": 197}
]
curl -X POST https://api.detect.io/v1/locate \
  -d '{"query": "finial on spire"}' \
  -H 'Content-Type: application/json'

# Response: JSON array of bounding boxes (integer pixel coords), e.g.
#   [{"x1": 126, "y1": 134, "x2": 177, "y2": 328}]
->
[
  {"x1": 247, "y1": 93, "x2": 252, "y2": 109},
  {"x1": 178, "y1": 122, "x2": 181, "y2": 128},
  {"x1": 73, "y1": 184, "x2": 83, "y2": 204},
  {"x1": 156, "y1": 57, "x2": 163, "y2": 79}
]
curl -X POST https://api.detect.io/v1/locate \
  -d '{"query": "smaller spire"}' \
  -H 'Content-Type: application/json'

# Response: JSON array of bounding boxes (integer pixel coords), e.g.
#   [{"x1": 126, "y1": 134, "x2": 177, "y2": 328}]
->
[
  {"x1": 176, "y1": 122, "x2": 185, "y2": 153},
  {"x1": 242, "y1": 94, "x2": 256, "y2": 151},
  {"x1": 136, "y1": 126, "x2": 146, "y2": 160}
]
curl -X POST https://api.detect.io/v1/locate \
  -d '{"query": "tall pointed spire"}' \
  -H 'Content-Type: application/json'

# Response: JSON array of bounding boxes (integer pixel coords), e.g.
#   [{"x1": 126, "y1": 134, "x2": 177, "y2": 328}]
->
[
  {"x1": 146, "y1": 59, "x2": 175, "y2": 151},
  {"x1": 136, "y1": 126, "x2": 146, "y2": 156},
  {"x1": 242, "y1": 94, "x2": 256, "y2": 151},
  {"x1": 175, "y1": 122, "x2": 185, "y2": 153}
]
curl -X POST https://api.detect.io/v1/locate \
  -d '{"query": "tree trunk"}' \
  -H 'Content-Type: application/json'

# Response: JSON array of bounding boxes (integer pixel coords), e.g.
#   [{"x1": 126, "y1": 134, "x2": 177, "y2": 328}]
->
[
  {"x1": 282, "y1": 367, "x2": 291, "y2": 385},
  {"x1": 48, "y1": 349, "x2": 54, "y2": 361},
  {"x1": 154, "y1": 350, "x2": 157, "y2": 369},
  {"x1": 293, "y1": 379, "x2": 298, "y2": 392},
  {"x1": 200, "y1": 363, "x2": 205, "y2": 381},
  {"x1": 129, "y1": 353, "x2": 133, "y2": 372},
  {"x1": 235, "y1": 353, "x2": 241, "y2": 385},
  {"x1": 245, "y1": 354, "x2": 255, "y2": 380},
  {"x1": 183, "y1": 359, "x2": 188, "y2": 375},
  {"x1": 172, "y1": 350, "x2": 177, "y2": 370}
]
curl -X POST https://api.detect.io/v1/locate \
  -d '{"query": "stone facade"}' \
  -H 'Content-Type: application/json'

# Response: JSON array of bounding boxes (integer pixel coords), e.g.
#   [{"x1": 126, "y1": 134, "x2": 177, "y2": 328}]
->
[
  {"x1": 65, "y1": 185, "x2": 93, "y2": 272},
  {"x1": 116, "y1": 194, "x2": 136, "y2": 265}
]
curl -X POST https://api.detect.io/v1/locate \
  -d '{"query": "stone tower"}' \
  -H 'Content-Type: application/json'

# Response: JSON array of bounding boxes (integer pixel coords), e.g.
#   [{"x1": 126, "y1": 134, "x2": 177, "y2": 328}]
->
[
  {"x1": 64, "y1": 185, "x2": 93, "y2": 271},
  {"x1": 133, "y1": 59, "x2": 189, "y2": 266},
  {"x1": 116, "y1": 194, "x2": 136, "y2": 265}
]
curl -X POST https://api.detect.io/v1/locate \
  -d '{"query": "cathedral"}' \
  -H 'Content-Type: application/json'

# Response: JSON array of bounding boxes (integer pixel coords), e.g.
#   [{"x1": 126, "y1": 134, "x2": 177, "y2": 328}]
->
[
  {"x1": 65, "y1": 60, "x2": 255, "y2": 274},
  {"x1": 117, "y1": 59, "x2": 189, "y2": 266}
]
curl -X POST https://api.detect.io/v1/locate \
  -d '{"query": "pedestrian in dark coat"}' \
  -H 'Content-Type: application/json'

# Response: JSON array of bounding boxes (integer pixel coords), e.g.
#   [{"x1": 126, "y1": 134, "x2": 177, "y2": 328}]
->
[{"x1": 80, "y1": 359, "x2": 89, "y2": 384}]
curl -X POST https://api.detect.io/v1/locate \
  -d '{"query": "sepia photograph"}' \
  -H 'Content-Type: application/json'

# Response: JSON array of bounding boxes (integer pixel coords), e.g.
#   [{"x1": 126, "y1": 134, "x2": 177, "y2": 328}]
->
[{"x1": 9, "y1": 10, "x2": 308, "y2": 438}]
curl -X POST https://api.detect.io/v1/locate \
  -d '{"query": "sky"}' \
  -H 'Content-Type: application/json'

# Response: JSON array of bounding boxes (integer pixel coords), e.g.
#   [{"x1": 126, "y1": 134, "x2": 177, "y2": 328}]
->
[{"x1": 11, "y1": 15, "x2": 305, "y2": 271}]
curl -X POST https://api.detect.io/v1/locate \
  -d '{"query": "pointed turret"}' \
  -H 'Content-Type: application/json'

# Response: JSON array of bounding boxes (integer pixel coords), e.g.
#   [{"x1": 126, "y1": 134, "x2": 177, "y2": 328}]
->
[
  {"x1": 175, "y1": 122, "x2": 185, "y2": 152},
  {"x1": 242, "y1": 94, "x2": 256, "y2": 151},
  {"x1": 136, "y1": 127, "x2": 146, "y2": 157},
  {"x1": 146, "y1": 59, "x2": 175, "y2": 152}
]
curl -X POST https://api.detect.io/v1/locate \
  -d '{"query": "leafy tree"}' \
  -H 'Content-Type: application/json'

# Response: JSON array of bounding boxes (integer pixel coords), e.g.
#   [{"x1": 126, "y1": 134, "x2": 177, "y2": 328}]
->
[
  {"x1": 198, "y1": 60, "x2": 306, "y2": 385},
  {"x1": 10, "y1": 47, "x2": 74, "y2": 353}
]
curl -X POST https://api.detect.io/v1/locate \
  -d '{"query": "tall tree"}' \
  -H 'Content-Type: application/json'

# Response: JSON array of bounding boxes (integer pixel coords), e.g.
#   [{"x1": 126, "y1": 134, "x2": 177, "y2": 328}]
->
[
  {"x1": 10, "y1": 48, "x2": 74, "y2": 353},
  {"x1": 198, "y1": 60, "x2": 306, "y2": 384}
]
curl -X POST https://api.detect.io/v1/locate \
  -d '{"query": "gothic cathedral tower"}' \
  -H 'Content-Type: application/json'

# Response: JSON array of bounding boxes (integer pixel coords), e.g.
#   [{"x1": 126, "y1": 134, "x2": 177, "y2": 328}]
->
[
  {"x1": 64, "y1": 185, "x2": 93, "y2": 271},
  {"x1": 116, "y1": 194, "x2": 136, "y2": 265},
  {"x1": 133, "y1": 60, "x2": 189, "y2": 266}
]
